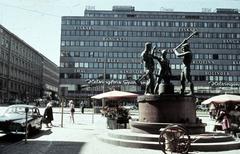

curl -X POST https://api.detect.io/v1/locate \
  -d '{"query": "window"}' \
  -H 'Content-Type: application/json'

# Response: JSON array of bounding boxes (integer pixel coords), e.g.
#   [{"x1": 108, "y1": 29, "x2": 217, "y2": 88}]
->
[
  {"x1": 213, "y1": 54, "x2": 218, "y2": 60},
  {"x1": 74, "y1": 51, "x2": 79, "y2": 57},
  {"x1": 74, "y1": 63, "x2": 79, "y2": 68}
]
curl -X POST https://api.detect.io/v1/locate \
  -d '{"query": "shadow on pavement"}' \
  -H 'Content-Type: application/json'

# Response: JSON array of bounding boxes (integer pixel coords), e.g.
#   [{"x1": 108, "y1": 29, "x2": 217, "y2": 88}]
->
[
  {"x1": 1, "y1": 140, "x2": 86, "y2": 154},
  {"x1": 30, "y1": 128, "x2": 53, "y2": 139},
  {"x1": 0, "y1": 134, "x2": 23, "y2": 143}
]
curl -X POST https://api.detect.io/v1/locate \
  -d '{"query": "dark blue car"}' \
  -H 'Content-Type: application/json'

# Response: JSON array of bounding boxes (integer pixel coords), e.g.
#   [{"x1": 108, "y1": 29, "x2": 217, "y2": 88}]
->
[{"x1": 0, "y1": 104, "x2": 43, "y2": 135}]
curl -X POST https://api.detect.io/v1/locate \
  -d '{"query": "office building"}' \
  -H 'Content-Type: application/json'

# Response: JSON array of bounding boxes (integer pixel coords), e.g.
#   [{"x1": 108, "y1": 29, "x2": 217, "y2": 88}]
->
[{"x1": 60, "y1": 6, "x2": 240, "y2": 104}]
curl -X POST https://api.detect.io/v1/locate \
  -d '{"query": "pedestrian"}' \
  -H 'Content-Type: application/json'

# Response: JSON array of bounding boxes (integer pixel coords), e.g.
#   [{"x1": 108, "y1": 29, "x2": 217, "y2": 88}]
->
[
  {"x1": 43, "y1": 99, "x2": 54, "y2": 127},
  {"x1": 81, "y1": 102, "x2": 85, "y2": 114},
  {"x1": 209, "y1": 103, "x2": 216, "y2": 119},
  {"x1": 69, "y1": 100, "x2": 75, "y2": 123},
  {"x1": 221, "y1": 112, "x2": 231, "y2": 134}
]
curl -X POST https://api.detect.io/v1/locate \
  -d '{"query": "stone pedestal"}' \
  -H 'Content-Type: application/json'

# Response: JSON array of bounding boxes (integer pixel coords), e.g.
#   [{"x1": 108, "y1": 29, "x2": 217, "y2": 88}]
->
[
  {"x1": 138, "y1": 94, "x2": 196, "y2": 123},
  {"x1": 158, "y1": 83, "x2": 174, "y2": 95},
  {"x1": 130, "y1": 94, "x2": 206, "y2": 134}
]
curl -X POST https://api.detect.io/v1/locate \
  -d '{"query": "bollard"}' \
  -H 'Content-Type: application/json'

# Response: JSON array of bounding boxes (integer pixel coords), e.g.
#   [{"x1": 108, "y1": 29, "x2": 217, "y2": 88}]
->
[
  {"x1": 25, "y1": 107, "x2": 29, "y2": 144},
  {"x1": 61, "y1": 97, "x2": 64, "y2": 127}
]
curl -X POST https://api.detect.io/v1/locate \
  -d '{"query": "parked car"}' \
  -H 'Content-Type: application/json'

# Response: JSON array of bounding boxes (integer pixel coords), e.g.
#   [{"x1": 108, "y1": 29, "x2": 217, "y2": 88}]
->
[
  {"x1": 123, "y1": 104, "x2": 138, "y2": 110},
  {"x1": 196, "y1": 104, "x2": 209, "y2": 111},
  {"x1": 0, "y1": 104, "x2": 43, "y2": 135},
  {"x1": 7, "y1": 99, "x2": 23, "y2": 105}
]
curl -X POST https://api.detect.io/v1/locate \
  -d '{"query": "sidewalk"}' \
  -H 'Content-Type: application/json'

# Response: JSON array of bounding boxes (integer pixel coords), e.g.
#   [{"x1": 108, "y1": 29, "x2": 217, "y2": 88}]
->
[
  {"x1": 0, "y1": 109, "x2": 240, "y2": 154},
  {"x1": 1, "y1": 113, "x2": 107, "y2": 154}
]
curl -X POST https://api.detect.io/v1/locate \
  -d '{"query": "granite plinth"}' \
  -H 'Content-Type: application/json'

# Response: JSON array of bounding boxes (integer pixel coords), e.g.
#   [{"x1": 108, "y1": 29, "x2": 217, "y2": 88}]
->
[
  {"x1": 130, "y1": 94, "x2": 205, "y2": 134},
  {"x1": 137, "y1": 94, "x2": 196, "y2": 123},
  {"x1": 130, "y1": 121, "x2": 206, "y2": 134}
]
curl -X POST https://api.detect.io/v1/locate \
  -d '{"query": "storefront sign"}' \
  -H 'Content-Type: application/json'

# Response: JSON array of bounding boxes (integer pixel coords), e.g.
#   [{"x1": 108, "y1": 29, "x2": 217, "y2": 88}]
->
[
  {"x1": 120, "y1": 70, "x2": 143, "y2": 74},
  {"x1": 103, "y1": 37, "x2": 127, "y2": 41},
  {"x1": 73, "y1": 26, "x2": 93, "y2": 30},
  {"x1": 193, "y1": 60, "x2": 215, "y2": 64},
  {"x1": 205, "y1": 71, "x2": 230, "y2": 76},
  {"x1": 178, "y1": 28, "x2": 198, "y2": 32},
  {"x1": 209, "y1": 81, "x2": 240, "y2": 87},
  {"x1": 233, "y1": 61, "x2": 240, "y2": 65},
  {"x1": 85, "y1": 79, "x2": 142, "y2": 86},
  {"x1": 223, "y1": 39, "x2": 240, "y2": 44},
  {"x1": 95, "y1": 58, "x2": 119, "y2": 63}
]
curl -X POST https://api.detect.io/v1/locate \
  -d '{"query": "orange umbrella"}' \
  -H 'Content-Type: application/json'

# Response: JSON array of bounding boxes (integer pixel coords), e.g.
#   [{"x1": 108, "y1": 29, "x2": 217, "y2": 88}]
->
[
  {"x1": 91, "y1": 90, "x2": 138, "y2": 100},
  {"x1": 201, "y1": 94, "x2": 240, "y2": 105}
]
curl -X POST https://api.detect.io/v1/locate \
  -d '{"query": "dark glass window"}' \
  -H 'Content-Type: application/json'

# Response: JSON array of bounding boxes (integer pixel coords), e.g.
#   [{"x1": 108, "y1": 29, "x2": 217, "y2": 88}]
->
[
  {"x1": 213, "y1": 54, "x2": 218, "y2": 60},
  {"x1": 60, "y1": 73, "x2": 64, "y2": 79},
  {"x1": 105, "y1": 74, "x2": 110, "y2": 79}
]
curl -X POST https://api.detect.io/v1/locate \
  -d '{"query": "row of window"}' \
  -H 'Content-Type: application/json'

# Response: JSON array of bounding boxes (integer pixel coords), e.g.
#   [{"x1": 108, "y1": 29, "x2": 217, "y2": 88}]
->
[
  {"x1": 61, "y1": 50, "x2": 140, "y2": 58},
  {"x1": 62, "y1": 19, "x2": 240, "y2": 28},
  {"x1": 62, "y1": 30, "x2": 240, "y2": 39},
  {"x1": 60, "y1": 62, "x2": 143, "y2": 69},
  {"x1": 0, "y1": 79, "x2": 39, "y2": 95},
  {"x1": 60, "y1": 50, "x2": 240, "y2": 60},
  {"x1": 209, "y1": 76, "x2": 240, "y2": 82},
  {"x1": 60, "y1": 72, "x2": 240, "y2": 82},
  {"x1": 189, "y1": 65, "x2": 240, "y2": 71},
  {"x1": 61, "y1": 40, "x2": 240, "y2": 49},
  {"x1": 1, "y1": 36, "x2": 42, "y2": 63},
  {"x1": 11, "y1": 41, "x2": 41, "y2": 62},
  {"x1": 60, "y1": 61, "x2": 240, "y2": 71},
  {"x1": 0, "y1": 62, "x2": 41, "y2": 84},
  {"x1": 84, "y1": 11, "x2": 239, "y2": 20},
  {"x1": 0, "y1": 50, "x2": 8, "y2": 62},
  {"x1": 60, "y1": 73, "x2": 138, "y2": 80}
]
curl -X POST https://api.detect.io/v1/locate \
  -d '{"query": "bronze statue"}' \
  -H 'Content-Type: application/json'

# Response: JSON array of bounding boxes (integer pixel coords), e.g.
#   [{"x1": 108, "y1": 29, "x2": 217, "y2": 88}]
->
[
  {"x1": 173, "y1": 30, "x2": 198, "y2": 95},
  {"x1": 153, "y1": 49, "x2": 172, "y2": 94},
  {"x1": 173, "y1": 40, "x2": 194, "y2": 95},
  {"x1": 136, "y1": 42, "x2": 155, "y2": 94}
]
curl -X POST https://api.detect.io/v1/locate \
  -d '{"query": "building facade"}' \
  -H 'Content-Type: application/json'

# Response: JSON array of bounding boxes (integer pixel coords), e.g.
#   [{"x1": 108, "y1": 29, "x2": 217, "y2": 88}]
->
[
  {"x1": 0, "y1": 24, "x2": 59, "y2": 104},
  {"x1": 60, "y1": 6, "x2": 240, "y2": 104},
  {"x1": 42, "y1": 55, "x2": 59, "y2": 100}
]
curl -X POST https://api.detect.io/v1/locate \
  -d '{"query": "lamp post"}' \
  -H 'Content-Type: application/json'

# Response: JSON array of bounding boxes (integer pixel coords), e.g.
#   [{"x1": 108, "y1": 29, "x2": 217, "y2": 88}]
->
[
  {"x1": 25, "y1": 107, "x2": 29, "y2": 144},
  {"x1": 102, "y1": 41, "x2": 107, "y2": 107},
  {"x1": 60, "y1": 87, "x2": 66, "y2": 128}
]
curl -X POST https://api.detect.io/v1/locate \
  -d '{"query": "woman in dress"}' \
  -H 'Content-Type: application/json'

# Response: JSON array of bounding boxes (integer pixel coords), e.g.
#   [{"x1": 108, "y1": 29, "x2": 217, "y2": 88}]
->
[
  {"x1": 69, "y1": 100, "x2": 75, "y2": 123},
  {"x1": 43, "y1": 101, "x2": 54, "y2": 127}
]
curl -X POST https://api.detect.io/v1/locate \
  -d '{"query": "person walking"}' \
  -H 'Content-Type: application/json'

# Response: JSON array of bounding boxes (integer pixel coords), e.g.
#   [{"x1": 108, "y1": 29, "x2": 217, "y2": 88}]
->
[
  {"x1": 43, "y1": 100, "x2": 54, "y2": 128},
  {"x1": 69, "y1": 100, "x2": 75, "y2": 123},
  {"x1": 81, "y1": 102, "x2": 85, "y2": 114},
  {"x1": 221, "y1": 112, "x2": 231, "y2": 134}
]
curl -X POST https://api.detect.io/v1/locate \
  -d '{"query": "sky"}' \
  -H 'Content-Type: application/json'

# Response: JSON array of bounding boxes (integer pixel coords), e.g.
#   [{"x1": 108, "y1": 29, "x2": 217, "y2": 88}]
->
[{"x1": 0, "y1": 0, "x2": 239, "y2": 66}]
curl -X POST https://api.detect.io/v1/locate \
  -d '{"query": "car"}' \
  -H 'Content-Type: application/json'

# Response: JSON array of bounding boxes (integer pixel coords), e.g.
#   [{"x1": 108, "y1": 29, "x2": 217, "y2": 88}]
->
[
  {"x1": 196, "y1": 104, "x2": 208, "y2": 111},
  {"x1": 123, "y1": 104, "x2": 138, "y2": 110},
  {"x1": 0, "y1": 104, "x2": 43, "y2": 135},
  {"x1": 7, "y1": 99, "x2": 24, "y2": 105}
]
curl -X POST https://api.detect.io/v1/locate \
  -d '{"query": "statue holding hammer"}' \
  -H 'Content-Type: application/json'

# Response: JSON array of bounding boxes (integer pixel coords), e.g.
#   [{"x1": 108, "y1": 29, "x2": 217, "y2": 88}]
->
[{"x1": 173, "y1": 31, "x2": 198, "y2": 95}]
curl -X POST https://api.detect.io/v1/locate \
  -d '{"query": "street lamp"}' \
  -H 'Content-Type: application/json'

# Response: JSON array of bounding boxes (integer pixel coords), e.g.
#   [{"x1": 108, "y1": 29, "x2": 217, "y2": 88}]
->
[{"x1": 102, "y1": 41, "x2": 108, "y2": 107}]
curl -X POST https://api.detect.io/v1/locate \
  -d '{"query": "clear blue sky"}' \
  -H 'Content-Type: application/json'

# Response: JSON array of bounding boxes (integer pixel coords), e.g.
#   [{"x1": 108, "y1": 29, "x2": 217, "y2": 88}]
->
[{"x1": 0, "y1": 0, "x2": 239, "y2": 66}]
